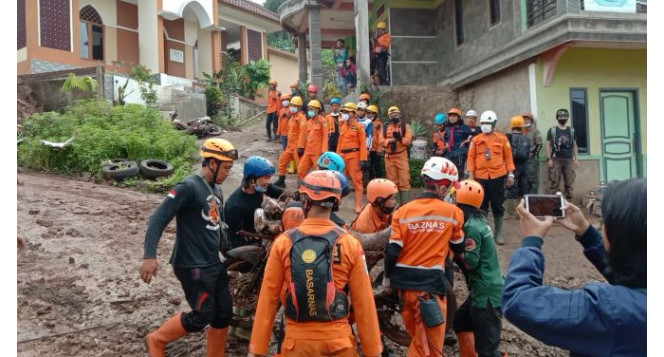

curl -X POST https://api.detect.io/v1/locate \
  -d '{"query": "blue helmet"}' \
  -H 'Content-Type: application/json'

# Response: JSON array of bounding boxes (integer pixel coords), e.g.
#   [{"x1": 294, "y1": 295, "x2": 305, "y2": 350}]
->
[
  {"x1": 435, "y1": 113, "x2": 447, "y2": 125},
  {"x1": 333, "y1": 171, "x2": 351, "y2": 198},
  {"x1": 243, "y1": 156, "x2": 275, "y2": 178},
  {"x1": 317, "y1": 151, "x2": 346, "y2": 173},
  {"x1": 330, "y1": 97, "x2": 342, "y2": 105}
]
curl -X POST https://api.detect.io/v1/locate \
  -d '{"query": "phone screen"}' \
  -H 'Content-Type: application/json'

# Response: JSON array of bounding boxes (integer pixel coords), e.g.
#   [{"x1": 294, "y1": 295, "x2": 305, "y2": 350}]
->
[{"x1": 526, "y1": 195, "x2": 564, "y2": 217}]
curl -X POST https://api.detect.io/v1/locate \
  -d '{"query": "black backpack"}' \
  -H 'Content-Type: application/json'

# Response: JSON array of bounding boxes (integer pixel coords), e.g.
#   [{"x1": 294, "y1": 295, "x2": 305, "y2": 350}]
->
[
  {"x1": 285, "y1": 227, "x2": 349, "y2": 322},
  {"x1": 508, "y1": 133, "x2": 531, "y2": 165}
]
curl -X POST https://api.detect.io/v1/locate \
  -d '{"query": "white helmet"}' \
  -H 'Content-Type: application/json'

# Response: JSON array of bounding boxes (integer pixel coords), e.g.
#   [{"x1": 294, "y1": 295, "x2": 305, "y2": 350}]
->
[
  {"x1": 480, "y1": 110, "x2": 498, "y2": 124},
  {"x1": 465, "y1": 109, "x2": 478, "y2": 118},
  {"x1": 421, "y1": 157, "x2": 459, "y2": 182},
  {"x1": 357, "y1": 101, "x2": 368, "y2": 110}
]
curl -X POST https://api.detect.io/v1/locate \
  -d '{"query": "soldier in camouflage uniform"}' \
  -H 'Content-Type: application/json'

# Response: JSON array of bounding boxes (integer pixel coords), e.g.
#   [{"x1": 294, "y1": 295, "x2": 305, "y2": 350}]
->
[{"x1": 523, "y1": 112, "x2": 542, "y2": 194}]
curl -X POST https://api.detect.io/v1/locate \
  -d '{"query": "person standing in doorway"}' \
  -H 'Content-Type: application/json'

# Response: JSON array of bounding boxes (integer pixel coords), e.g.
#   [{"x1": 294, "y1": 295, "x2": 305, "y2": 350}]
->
[
  {"x1": 546, "y1": 108, "x2": 578, "y2": 201},
  {"x1": 522, "y1": 112, "x2": 543, "y2": 194}
]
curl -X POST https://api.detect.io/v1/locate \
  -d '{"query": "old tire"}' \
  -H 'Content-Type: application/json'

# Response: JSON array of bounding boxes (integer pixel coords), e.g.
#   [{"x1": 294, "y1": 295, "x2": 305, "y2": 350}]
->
[
  {"x1": 139, "y1": 159, "x2": 174, "y2": 180},
  {"x1": 110, "y1": 158, "x2": 131, "y2": 164},
  {"x1": 102, "y1": 161, "x2": 139, "y2": 181}
]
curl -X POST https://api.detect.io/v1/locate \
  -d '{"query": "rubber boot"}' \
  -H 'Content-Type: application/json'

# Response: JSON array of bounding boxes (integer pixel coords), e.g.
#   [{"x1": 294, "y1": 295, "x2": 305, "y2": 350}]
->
[
  {"x1": 206, "y1": 327, "x2": 228, "y2": 357},
  {"x1": 146, "y1": 313, "x2": 188, "y2": 357},
  {"x1": 494, "y1": 213, "x2": 505, "y2": 245},
  {"x1": 274, "y1": 176, "x2": 286, "y2": 188},
  {"x1": 354, "y1": 190, "x2": 363, "y2": 214},
  {"x1": 457, "y1": 332, "x2": 478, "y2": 357},
  {"x1": 504, "y1": 199, "x2": 517, "y2": 221},
  {"x1": 288, "y1": 160, "x2": 296, "y2": 174}
]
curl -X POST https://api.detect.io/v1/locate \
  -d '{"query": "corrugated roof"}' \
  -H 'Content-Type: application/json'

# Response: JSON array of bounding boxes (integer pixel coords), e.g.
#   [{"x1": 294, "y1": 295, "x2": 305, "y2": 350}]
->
[{"x1": 220, "y1": 0, "x2": 280, "y2": 22}]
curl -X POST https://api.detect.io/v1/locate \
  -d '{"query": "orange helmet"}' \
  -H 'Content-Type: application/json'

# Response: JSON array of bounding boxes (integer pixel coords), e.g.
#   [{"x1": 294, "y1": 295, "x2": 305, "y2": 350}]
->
[
  {"x1": 510, "y1": 115, "x2": 525, "y2": 129},
  {"x1": 280, "y1": 93, "x2": 292, "y2": 101},
  {"x1": 200, "y1": 138, "x2": 238, "y2": 162},
  {"x1": 447, "y1": 108, "x2": 463, "y2": 116},
  {"x1": 367, "y1": 179, "x2": 398, "y2": 204},
  {"x1": 359, "y1": 93, "x2": 371, "y2": 101},
  {"x1": 290, "y1": 81, "x2": 299, "y2": 89},
  {"x1": 298, "y1": 170, "x2": 342, "y2": 205},
  {"x1": 269, "y1": 79, "x2": 278, "y2": 86},
  {"x1": 282, "y1": 206, "x2": 305, "y2": 230},
  {"x1": 456, "y1": 180, "x2": 484, "y2": 209}
]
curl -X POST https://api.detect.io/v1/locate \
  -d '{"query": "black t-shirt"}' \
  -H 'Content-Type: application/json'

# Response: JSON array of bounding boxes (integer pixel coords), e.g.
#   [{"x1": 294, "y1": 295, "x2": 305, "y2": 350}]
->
[
  {"x1": 143, "y1": 175, "x2": 225, "y2": 268},
  {"x1": 547, "y1": 126, "x2": 576, "y2": 159},
  {"x1": 224, "y1": 184, "x2": 284, "y2": 248}
]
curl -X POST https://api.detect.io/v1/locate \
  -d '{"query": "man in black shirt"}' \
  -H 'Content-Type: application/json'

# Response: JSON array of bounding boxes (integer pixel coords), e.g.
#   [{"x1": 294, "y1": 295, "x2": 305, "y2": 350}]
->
[
  {"x1": 141, "y1": 138, "x2": 238, "y2": 357},
  {"x1": 546, "y1": 108, "x2": 578, "y2": 200},
  {"x1": 224, "y1": 156, "x2": 284, "y2": 248}
]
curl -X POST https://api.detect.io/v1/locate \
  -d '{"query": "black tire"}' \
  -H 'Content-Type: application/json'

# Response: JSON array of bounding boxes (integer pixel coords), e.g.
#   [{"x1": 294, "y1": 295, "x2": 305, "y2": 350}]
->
[
  {"x1": 110, "y1": 158, "x2": 131, "y2": 164},
  {"x1": 139, "y1": 159, "x2": 174, "y2": 180},
  {"x1": 102, "y1": 161, "x2": 139, "y2": 181},
  {"x1": 206, "y1": 124, "x2": 222, "y2": 136}
]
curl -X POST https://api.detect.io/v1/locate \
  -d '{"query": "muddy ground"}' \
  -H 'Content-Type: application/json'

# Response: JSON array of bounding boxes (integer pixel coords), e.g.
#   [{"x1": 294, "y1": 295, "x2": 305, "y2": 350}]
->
[{"x1": 17, "y1": 121, "x2": 604, "y2": 356}]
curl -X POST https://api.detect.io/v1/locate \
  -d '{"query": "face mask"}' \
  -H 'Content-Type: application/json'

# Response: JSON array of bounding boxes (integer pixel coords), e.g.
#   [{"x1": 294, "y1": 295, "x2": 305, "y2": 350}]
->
[
  {"x1": 557, "y1": 119, "x2": 568, "y2": 125},
  {"x1": 340, "y1": 113, "x2": 350, "y2": 121},
  {"x1": 307, "y1": 110, "x2": 316, "y2": 118},
  {"x1": 290, "y1": 106, "x2": 299, "y2": 113},
  {"x1": 481, "y1": 124, "x2": 493, "y2": 133},
  {"x1": 525, "y1": 122, "x2": 532, "y2": 128},
  {"x1": 254, "y1": 185, "x2": 266, "y2": 194},
  {"x1": 380, "y1": 205, "x2": 396, "y2": 214},
  {"x1": 366, "y1": 115, "x2": 374, "y2": 120},
  {"x1": 331, "y1": 112, "x2": 339, "y2": 117},
  {"x1": 282, "y1": 100, "x2": 290, "y2": 107},
  {"x1": 390, "y1": 117, "x2": 400, "y2": 124}
]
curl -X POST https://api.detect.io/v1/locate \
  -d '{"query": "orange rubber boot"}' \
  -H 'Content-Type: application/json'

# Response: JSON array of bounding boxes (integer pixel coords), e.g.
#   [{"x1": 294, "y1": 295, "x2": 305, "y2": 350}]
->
[
  {"x1": 146, "y1": 313, "x2": 188, "y2": 357},
  {"x1": 457, "y1": 332, "x2": 478, "y2": 357},
  {"x1": 207, "y1": 327, "x2": 229, "y2": 357}
]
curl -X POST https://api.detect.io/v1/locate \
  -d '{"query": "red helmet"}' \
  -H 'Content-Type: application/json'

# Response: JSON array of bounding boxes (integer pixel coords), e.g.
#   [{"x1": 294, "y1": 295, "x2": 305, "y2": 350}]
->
[{"x1": 308, "y1": 84, "x2": 318, "y2": 93}]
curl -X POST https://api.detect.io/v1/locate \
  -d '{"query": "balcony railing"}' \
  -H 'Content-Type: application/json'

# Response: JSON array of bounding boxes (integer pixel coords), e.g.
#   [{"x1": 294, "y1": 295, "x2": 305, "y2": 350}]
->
[{"x1": 526, "y1": 0, "x2": 558, "y2": 28}]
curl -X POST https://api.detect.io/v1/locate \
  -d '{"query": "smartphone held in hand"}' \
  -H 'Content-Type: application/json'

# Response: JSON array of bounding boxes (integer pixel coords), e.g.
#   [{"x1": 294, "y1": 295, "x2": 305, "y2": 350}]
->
[{"x1": 524, "y1": 194, "x2": 565, "y2": 218}]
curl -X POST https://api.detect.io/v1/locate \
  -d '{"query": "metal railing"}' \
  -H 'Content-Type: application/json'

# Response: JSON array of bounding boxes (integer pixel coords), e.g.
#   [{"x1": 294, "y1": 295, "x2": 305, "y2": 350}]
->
[{"x1": 526, "y1": 0, "x2": 558, "y2": 28}]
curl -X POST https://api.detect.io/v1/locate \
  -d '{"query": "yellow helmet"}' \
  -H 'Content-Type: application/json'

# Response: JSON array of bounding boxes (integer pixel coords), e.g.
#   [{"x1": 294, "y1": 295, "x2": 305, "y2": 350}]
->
[
  {"x1": 308, "y1": 99, "x2": 323, "y2": 110},
  {"x1": 387, "y1": 106, "x2": 401, "y2": 116},
  {"x1": 200, "y1": 138, "x2": 238, "y2": 162},
  {"x1": 366, "y1": 105, "x2": 379, "y2": 113},
  {"x1": 376, "y1": 21, "x2": 387, "y2": 29},
  {"x1": 510, "y1": 115, "x2": 525, "y2": 129},
  {"x1": 341, "y1": 102, "x2": 358, "y2": 113},
  {"x1": 290, "y1": 96, "x2": 303, "y2": 107}
]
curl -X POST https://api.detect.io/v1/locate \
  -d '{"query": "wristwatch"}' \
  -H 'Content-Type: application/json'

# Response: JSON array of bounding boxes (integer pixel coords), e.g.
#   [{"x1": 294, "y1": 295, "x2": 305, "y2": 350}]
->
[{"x1": 508, "y1": 173, "x2": 515, "y2": 178}]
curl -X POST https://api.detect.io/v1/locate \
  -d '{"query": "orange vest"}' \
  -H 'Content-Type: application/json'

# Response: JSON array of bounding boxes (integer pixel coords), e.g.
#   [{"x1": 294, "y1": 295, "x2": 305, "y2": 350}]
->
[
  {"x1": 298, "y1": 114, "x2": 329, "y2": 156},
  {"x1": 249, "y1": 218, "x2": 382, "y2": 356},
  {"x1": 379, "y1": 122, "x2": 413, "y2": 156},
  {"x1": 433, "y1": 130, "x2": 446, "y2": 150},
  {"x1": 371, "y1": 119, "x2": 383, "y2": 153},
  {"x1": 267, "y1": 90, "x2": 279, "y2": 113},
  {"x1": 277, "y1": 108, "x2": 291, "y2": 137},
  {"x1": 351, "y1": 204, "x2": 390, "y2": 233},
  {"x1": 286, "y1": 112, "x2": 307, "y2": 151},
  {"x1": 467, "y1": 132, "x2": 516, "y2": 179},
  {"x1": 337, "y1": 120, "x2": 368, "y2": 161}
]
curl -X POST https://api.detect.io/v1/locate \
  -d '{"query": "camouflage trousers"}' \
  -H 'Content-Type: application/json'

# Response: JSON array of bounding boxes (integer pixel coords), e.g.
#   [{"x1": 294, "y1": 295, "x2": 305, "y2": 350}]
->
[
  {"x1": 526, "y1": 158, "x2": 540, "y2": 194},
  {"x1": 548, "y1": 157, "x2": 576, "y2": 200}
]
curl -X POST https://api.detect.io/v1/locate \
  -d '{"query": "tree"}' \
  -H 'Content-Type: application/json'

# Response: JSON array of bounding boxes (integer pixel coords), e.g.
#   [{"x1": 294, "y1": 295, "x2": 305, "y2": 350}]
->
[
  {"x1": 61, "y1": 73, "x2": 99, "y2": 103},
  {"x1": 264, "y1": 0, "x2": 295, "y2": 53}
]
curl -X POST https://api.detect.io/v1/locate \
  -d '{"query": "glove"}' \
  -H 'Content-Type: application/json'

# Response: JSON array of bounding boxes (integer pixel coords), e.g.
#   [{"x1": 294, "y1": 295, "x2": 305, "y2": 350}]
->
[
  {"x1": 297, "y1": 148, "x2": 304, "y2": 157},
  {"x1": 392, "y1": 131, "x2": 402, "y2": 140},
  {"x1": 360, "y1": 161, "x2": 370, "y2": 170}
]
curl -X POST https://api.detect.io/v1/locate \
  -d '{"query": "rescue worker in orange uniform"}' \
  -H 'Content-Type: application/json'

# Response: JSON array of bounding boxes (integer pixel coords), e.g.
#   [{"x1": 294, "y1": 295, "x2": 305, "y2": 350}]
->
[
  {"x1": 366, "y1": 105, "x2": 383, "y2": 180},
  {"x1": 248, "y1": 170, "x2": 382, "y2": 357},
  {"x1": 336, "y1": 102, "x2": 369, "y2": 214},
  {"x1": 351, "y1": 178, "x2": 398, "y2": 233},
  {"x1": 467, "y1": 110, "x2": 515, "y2": 245},
  {"x1": 384, "y1": 156, "x2": 466, "y2": 357},
  {"x1": 432, "y1": 113, "x2": 447, "y2": 156},
  {"x1": 277, "y1": 93, "x2": 293, "y2": 150},
  {"x1": 379, "y1": 106, "x2": 413, "y2": 204},
  {"x1": 266, "y1": 79, "x2": 280, "y2": 142},
  {"x1": 297, "y1": 100, "x2": 329, "y2": 179},
  {"x1": 275, "y1": 97, "x2": 307, "y2": 188},
  {"x1": 373, "y1": 21, "x2": 391, "y2": 85}
]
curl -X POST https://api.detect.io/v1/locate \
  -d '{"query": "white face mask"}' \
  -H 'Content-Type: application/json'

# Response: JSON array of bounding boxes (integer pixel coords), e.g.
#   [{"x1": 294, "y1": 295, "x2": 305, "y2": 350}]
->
[
  {"x1": 340, "y1": 113, "x2": 350, "y2": 121},
  {"x1": 282, "y1": 100, "x2": 290, "y2": 107},
  {"x1": 481, "y1": 124, "x2": 493, "y2": 133}
]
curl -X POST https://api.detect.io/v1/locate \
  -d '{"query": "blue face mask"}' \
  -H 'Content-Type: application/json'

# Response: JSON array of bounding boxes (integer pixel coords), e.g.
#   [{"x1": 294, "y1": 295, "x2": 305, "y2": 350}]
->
[
  {"x1": 307, "y1": 110, "x2": 316, "y2": 118},
  {"x1": 290, "y1": 106, "x2": 299, "y2": 113},
  {"x1": 254, "y1": 185, "x2": 266, "y2": 194}
]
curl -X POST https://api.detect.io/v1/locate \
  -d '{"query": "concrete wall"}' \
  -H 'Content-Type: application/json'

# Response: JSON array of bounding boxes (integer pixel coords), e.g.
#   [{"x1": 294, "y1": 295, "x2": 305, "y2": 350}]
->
[
  {"x1": 389, "y1": 8, "x2": 439, "y2": 85},
  {"x1": 267, "y1": 47, "x2": 301, "y2": 95},
  {"x1": 457, "y1": 61, "x2": 531, "y2": 132},
  {"x1": 381, "y1": 85, "x2": 458, "y2": 126}
]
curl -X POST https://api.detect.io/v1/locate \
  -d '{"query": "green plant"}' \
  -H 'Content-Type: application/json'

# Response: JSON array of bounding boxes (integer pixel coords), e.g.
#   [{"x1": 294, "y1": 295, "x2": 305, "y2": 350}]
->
[
  {"x1": 19, "y1": 100, "x2": 199, "y2": 190},
  {"x1": 201, "y1": 55, "x2": 270, "y2": 100},
  {"x1": 61, "y1": 73, "x2": 99, "y2": 103},
  {"x1": 130, "y1": 65, "x2": 158, "y2": 106},
  {"x1": 205, "y1": 86, "x2": 223, "y2": 116},
  {"x1": 244, "y1": 59, "x2": 271, "y2": 99},
  {"x1": 409, "y1": 159, "x2": 426, "y2": 188},
  {"x1": 324, "y1": 82, "x2": 342, "y2": 99},
  {"x1": 410, "y1": 120, "x2": 429, "y2": 138},
  {"x1": 116, "y1": 78, "x2": 132, "y2": 106}
]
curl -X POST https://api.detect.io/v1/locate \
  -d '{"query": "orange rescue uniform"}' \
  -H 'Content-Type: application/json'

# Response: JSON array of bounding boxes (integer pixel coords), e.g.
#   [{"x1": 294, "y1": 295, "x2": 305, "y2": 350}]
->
[
  {"x1": 249, "y1": 218, "x2": 382, "y2": 357},
  {"x1": 371, "y1": 119, "x2": 383, "y2": 154},
  {"x1": 297, "y1": 115, "x2": 329, "y2": 179},
  {"x1": 267, "y1": 89, "x2": 280, "y2": 114},
  {"x1": 374, "y1": 34, "x2": 392, "y2": 54},
  {"x1": 337, "y1": 120, "x2": 368, "y2": 209},
  {"x1": 279, "y1": 112, "x2": 307, "y2": 176},
  {"x1": 387, "y1": 192, "x2": 465, "y2": 356},
  {"x1": 350, "y1": 205, "x2": 390, "y2": 233},
  {"x1": 278, "y1": 107, "x2": 291, "y2": 138},
  {"x1": 467, "y1": 132, "x2": 516, "y2": 179},
  {"x1": 433, "y1": 130, "x2": 446, "y2": 153},
  {"x1": 379, "y1": 122, "x2": 413, "y2": 191}
]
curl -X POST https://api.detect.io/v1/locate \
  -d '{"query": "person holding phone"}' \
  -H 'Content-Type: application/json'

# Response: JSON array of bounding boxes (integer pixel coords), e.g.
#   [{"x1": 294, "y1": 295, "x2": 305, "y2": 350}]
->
[{"x1": 502, "y1": 179, "x2": 646, "y2": 356}]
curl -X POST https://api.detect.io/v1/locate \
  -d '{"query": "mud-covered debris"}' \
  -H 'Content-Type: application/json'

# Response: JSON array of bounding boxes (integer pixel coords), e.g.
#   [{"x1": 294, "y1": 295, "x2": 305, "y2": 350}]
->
[
  {"x1": 168, "y1": 297, "x2": 181, "y2": 306},
  {"x1": 28, "y1": 209, "x2": 40, "y2": 215},
  {"x1": 69, "y1": 257, "x2": 75, "y2": 265},
  {"x1": 36, "y1": 219, "x2": 54, "y2": 227}
]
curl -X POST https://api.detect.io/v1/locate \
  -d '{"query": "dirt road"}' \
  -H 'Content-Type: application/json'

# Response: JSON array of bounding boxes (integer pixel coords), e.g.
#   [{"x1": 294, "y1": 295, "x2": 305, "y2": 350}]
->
[{"x1": 17, "y1": 122, "x2": 604, "y2": 356}]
